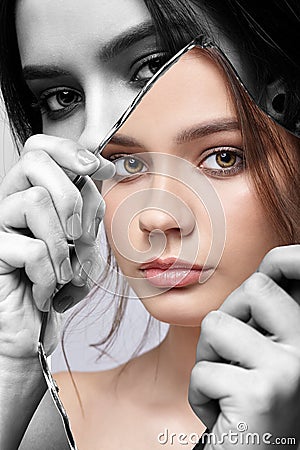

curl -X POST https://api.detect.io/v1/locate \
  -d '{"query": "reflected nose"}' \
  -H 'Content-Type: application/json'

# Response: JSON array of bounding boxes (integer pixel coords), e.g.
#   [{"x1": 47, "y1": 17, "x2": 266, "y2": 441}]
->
[
  {"x1": 138, "y1": 187, "x2": 196, "y2": 237},
  {"x1": 78, "y1": 111, "x2": 111, "y2": 152},
  {"x1": 77, "y1": 84, "x2": 120, "y2": 151}
]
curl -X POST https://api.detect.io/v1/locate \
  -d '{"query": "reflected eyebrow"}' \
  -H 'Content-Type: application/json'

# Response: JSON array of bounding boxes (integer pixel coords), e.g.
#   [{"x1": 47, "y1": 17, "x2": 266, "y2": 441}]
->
[
  {"x1": 176, "y1": 119, "x2": 240, "y2": 144},
  {"x1": 22, "y1": 21, "x2": 157, "y2": 81},
  {"x1": 109, "y1": 134, "x2": 145, "y2": 149},
  {"x1": 99, "y1": 21, "x2": 157, "y2": 62},
  {"x1": 22, "y1": 66, "x2": 71, "y2": 81}
]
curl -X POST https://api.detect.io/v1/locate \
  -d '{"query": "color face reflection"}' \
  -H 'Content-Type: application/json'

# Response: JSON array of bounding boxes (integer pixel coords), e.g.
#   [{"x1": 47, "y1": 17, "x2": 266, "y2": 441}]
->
[{"x1": 101, "y1": 49, "x2": 280, "y2": 326}]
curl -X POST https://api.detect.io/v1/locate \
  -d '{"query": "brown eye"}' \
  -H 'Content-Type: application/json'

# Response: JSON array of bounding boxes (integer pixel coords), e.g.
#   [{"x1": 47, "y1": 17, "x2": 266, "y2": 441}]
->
[
  {"x1": 216, "y1": 151, "x2": 237, "y2": 168},
  {"x1": 200, "y1": 148, "x2": 244, "y2": 177}
]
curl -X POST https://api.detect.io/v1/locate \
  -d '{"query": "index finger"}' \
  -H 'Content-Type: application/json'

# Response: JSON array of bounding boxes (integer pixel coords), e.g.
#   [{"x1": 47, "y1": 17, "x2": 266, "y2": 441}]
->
[
  {"x1": 258, "y1": 245, "x2": 300, "y2": 282},
  {"x1": 220, "y1": 272, "x2": 300, "y2": 345},
  {"x1": 22, "y1": 134, "x2": 115, "y2": 180}
]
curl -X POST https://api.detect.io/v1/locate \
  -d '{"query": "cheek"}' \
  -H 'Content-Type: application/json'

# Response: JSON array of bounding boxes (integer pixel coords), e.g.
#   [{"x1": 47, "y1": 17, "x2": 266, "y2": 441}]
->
[
  {"x1": 219, "y1": 179, "x2": 279, "y2": 279},
  {"x1": 102, "y1": 185, "x2": 134, "y2": 261},
  {"x1": 42, "y1": 111, "x2": 85, "y2": 140},
  {"x1": 103, "y1": 193, "x2": 116, "y2": 247}
]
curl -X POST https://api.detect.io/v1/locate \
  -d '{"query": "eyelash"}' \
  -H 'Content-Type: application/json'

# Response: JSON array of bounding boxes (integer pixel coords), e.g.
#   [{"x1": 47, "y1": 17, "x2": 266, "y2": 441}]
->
[
  {"x1": 108, "y1": 147, "x2": 245, "y2": 181},
  {"x1": 130, "y1": 52, "x2": 169, "y2": 85},
  {"x1": 199, "y1": 147, "x2": 245, "y2": 178}
]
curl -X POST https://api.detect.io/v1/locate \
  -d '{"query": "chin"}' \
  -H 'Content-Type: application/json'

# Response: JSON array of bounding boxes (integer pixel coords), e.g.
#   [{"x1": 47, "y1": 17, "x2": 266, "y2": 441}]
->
[{"x1": 135, "y1": 284, "x2": 227, "y2": 327}]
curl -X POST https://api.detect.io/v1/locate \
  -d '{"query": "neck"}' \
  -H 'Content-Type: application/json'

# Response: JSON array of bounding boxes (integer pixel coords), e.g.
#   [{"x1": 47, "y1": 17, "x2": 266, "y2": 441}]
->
[
  {"x1": 118, "y1": 323, "x2": 201, "y2": 403},
  {"x1": 154, "y1": 324, "x2": 201, "y2": 397}
]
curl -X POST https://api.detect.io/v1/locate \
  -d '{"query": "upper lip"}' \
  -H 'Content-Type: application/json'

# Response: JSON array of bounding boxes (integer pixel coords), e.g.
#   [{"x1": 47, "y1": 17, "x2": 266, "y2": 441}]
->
[{"x1": 140, "y1": 257, "x2": 204, "y2": 271}]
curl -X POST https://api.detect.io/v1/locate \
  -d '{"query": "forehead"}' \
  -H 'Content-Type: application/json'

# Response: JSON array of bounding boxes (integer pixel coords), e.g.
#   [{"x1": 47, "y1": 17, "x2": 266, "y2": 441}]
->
[{"x1": 16, "y1": 0, "x2": 152, "y2": 62}]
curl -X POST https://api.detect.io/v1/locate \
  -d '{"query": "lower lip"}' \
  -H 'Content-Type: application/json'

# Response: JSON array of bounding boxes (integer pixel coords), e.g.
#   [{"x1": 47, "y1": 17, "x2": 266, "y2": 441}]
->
[{"x1": 143, "y1": 268, "x2": 204, "y2": 288}]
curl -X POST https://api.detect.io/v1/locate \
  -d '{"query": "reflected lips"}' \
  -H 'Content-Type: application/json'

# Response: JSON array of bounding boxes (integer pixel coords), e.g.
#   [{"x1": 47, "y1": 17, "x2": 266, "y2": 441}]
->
[{"x1": 140, "y1": 258, "x2": 211, "y2": 288}]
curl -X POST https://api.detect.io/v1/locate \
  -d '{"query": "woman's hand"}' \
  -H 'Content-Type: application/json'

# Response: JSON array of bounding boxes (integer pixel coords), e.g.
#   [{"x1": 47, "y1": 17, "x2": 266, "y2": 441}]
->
[
  {"x1": 0, "y1": 134, "x2": 114, "y2": 359},
  {"x1": 189, "y1": 245, "x2": 300, "y2": 449}
]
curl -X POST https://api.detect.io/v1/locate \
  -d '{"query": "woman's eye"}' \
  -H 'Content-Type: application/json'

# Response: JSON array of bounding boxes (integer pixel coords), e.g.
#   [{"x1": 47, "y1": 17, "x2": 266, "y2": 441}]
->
[
  {"x1": 112, "y1": 155, "x2": 148, "y2": 178},
  {"x1": 200, "y1": 148, "x2": 245, "y2": 177},
  {"x1": 35, "y1": 88, "x2": 83, "y2": 117},
  {"x1": 131, "y1": 53, "x2": 169, "y2": 84}
]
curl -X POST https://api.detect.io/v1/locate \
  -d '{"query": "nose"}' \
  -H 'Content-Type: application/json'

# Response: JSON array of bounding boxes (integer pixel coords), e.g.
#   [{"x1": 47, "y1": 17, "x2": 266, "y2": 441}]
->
[{"x1": 138, "y1": 186, "x2": 196, "y2": 237}]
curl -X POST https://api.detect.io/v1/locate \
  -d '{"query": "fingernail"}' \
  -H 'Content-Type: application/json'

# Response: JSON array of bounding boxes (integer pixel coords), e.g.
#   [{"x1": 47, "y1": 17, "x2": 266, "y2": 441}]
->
[
  {"x1": 92, "y1": 160, "x2": 116, "y2": 180},
  {"x1": 77, "y1": 149, "x2": 99, "y2": 166},
  {"x1": 60, "y1": 257, "x2": 73, "y2": 283},
  {"x1": 88, "y1": 217, "x2": 102, "y2": 239},
  {"x1": 78, "y1": 260, "x2": 92, "y2": 285},
  {"x1": 66, "y1": 213, "x2": 82, "y2": 239},
  {"x1": 54, "y1": 295, "x2": 74, "y2": 313}
]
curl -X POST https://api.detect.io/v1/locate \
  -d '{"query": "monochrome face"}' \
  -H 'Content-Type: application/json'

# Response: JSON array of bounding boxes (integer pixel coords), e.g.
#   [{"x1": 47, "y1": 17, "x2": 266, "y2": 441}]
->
[
  {"x1": 101, "y1": 49, "x2": 280, "y2": 326},
  {"x1": 16, "y1": 0, "x2": 168, "y2": 148}
]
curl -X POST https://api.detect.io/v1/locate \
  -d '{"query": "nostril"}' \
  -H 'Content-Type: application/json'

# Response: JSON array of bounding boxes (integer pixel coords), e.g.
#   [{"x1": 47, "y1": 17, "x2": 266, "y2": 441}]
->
[
  {"x1": 148, "y1": 229, "x2": 167, "y2": 254},
  {"x1": 138, "y1": 206, "x2": 195, "y2": 237},
  {"x1": 139, "y1": 208, "x2": 178, "y2": 234}
]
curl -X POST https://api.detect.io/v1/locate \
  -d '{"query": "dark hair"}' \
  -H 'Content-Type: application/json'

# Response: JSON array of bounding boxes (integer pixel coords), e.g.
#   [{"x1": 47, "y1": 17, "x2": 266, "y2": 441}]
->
[
  {"x1": 0, "y1": 0, "x2": 42, "y2": 147},
  {"x1": 144, "y1": 0, "x2": 300, "y2": 134}
]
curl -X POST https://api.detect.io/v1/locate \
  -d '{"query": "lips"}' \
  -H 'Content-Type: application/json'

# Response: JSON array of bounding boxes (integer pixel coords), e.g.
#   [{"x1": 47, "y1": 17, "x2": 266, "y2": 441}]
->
[{"x1": 140, "y1": 258, "x2": 211, "y2": 288}]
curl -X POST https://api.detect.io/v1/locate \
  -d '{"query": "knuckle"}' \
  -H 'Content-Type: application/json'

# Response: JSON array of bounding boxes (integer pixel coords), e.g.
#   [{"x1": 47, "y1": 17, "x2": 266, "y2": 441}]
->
[
  {"x1": 278, "y1": 353, "x2": 300, "y2": 393},
  {"x1": 29, "y1": 239, "x2": 49, "y2": 262},
  {"x1": 57, "y1": 137, "x2": 77, "y2": 154},
  {"x1": 25, "y1": 186, "x2": 51, "y2": 207},
  {"x1": 53, "y1": 236, "x2": 70, "y2": 259},
  {"x1": 188, "y1": 362, "x2": 210, "y2": 407},
  {"x1": 249, "y1": 377, "x2": 275, "y2": 413},
  {"x1": 242, "y1": 272, "x2": 272, "y2": 296},
  {"x1": 189, "y1": 363, "x2": 203, "y2": 391},
  {"x1": 22, "y1": 148, "x2": 50, "y2": 167},
  {"x1": 63, "y1": 187, "x2": 83, "y2": 213},
  {"x1": 30, "y1": 240, "x2": 56, "y2": 287},
  {"x1": 190, "y1": 361, "x2": 208, "y2": 385},
  {"x1": 201, "y1": 310, "x2": 224, "y2": 335},
  {"x1": 23, "y1": 134, "x2": 45, "y2": 152},
  {"x1": 261, "y1": 246, "x2": 281, "y2": 267}
]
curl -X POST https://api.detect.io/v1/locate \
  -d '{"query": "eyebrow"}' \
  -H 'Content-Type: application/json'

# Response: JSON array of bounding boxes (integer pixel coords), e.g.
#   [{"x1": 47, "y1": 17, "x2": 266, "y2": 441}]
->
[
  {"x1": 22, "y1": 66, "x2": 71, "y2": 81},
  {"x1": 99, "y1": 21, "x2": 157, "y2": 62},
  {"x1": 176, "y1": 119, "x2": 240, "y2": 144},
  {"x1": 109, "y1": 135, "x2": 145, "y2": 149},
  {"x1": 22, "y1": 21, "x2": 157, "y2": 81},
  {"x1": 109, "y1": 119, "x2": 240, "y2": 149}
]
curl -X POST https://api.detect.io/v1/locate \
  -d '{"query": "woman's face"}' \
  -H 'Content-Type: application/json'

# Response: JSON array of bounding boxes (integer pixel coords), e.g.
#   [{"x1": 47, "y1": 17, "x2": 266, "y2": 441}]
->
[
  {"x1": 101, "y1": 50, "x2": 280, "y2": 326},
  {"x1": 16, "y1": 0, "x2": 167, "y2": 148}
]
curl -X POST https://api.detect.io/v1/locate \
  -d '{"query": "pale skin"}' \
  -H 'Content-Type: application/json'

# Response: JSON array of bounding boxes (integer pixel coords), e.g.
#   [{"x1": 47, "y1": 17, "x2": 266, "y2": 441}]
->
[{"x1": 0, "y1": 0, "x2": 299, "y2": 449}]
